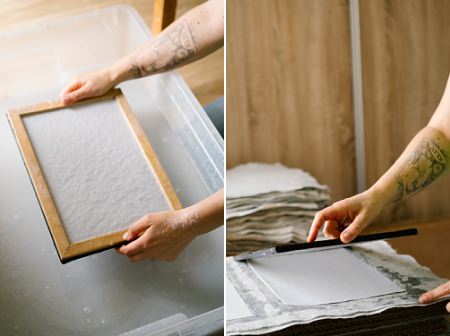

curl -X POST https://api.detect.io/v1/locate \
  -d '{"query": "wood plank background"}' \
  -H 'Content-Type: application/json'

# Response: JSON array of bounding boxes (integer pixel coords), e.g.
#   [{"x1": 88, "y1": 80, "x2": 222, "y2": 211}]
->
[
  {"x1": 227, "y1": 0, "x2": 450, "y2": 278},
  {"x1": 227, "y1": 0, "x2": 450, "y2": 210},
  {"x1": 227, "y1": 0, "x2": 356, "y2": 202},
  {"x1": 360, "y1": 0, "x2": 450, "y2": 225}
]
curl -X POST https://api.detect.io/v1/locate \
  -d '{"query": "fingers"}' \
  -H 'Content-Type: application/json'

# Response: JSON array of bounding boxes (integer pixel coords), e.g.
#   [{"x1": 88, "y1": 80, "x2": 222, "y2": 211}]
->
[
  {"x1": 339, "y1": 213, "x2": 367, "y2": 243},
  {"x1": 117, "y1": 233, "x2": 147, "y2": 256},
  {"x1": 323, "y1": 220, "x2": 340, "y2": 239},
  {"x1": 128, "y1": 251, "x2": 146, "y2": 263},
  {"x1": 419, "y1": 282, "x2": 450, "y2": 304},
  {"x1": 60, "y1": 80, "x2": 86, "y2": 105},
  {"x1": 123, "y1": 214, "x2": 152, "y2": 241},
  {"x1": 60, "y1": 80, "x2": 83, "y2": 96},
  {"x1": 308, "y1": 206, "x2": 337, "y2": 242}
]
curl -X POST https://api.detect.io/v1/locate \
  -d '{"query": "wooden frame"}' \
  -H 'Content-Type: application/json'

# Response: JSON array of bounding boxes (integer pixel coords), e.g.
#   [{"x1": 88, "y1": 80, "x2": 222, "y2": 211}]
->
[
  {"x1": 152, "y1": 0, "x2": 177, "y2": 35},
  {"x1": 7, "y1": 89, "x2": 181, "y2": 263}
]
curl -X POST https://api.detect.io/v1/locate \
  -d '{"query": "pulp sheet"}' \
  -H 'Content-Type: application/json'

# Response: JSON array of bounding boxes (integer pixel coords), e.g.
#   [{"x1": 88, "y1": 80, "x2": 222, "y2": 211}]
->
[
  {"x1": 249, "y1": 248, "x2": 404, "y2": 306},
  {"x1": 226, "y1": 278, "x2": 253, "y2": 320},
  {"x1": 23, "y1": 99, "x2": 171, "y2": 243}
]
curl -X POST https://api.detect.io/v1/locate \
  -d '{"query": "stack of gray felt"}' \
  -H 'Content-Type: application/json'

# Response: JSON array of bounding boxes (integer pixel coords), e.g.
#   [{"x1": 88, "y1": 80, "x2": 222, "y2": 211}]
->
[{"x1": 226, "y1": 163, "x2": 330, "y2": 255}]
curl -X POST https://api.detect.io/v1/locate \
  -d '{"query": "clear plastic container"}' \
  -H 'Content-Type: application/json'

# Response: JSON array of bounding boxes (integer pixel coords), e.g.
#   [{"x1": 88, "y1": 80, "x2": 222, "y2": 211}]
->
[{"x1": 0, "y1": 5, "x2": 223, "y2": 336}]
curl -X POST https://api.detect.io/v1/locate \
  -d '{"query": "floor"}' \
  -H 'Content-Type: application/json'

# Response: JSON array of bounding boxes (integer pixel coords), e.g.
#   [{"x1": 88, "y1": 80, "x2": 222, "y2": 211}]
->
[{"x1": 0, "y1": 0, "x2": 224, "y2": 106}]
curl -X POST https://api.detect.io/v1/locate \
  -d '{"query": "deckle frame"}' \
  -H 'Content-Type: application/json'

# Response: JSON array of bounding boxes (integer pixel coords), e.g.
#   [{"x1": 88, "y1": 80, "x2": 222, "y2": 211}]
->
[{"x1": 8, "y1": 89, "x2": 181, "y2": 263}]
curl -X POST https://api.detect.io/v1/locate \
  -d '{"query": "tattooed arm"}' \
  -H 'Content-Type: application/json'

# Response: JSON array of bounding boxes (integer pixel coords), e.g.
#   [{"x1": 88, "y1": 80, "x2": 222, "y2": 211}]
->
[
  {"x1": 60, "y1": 0, "x2": 224, "y2": 105},
  {"x1": 308, "y1": 75, "x2": 450, "y2": 313},
  {"x1": 308, "y1": 74, "x2": 450, "y2": 244}
]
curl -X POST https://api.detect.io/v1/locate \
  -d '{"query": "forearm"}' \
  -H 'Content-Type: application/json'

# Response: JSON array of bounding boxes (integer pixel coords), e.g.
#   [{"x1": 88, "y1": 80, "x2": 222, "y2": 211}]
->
[
  {"x1": 368, "y1": 126, "x2": 450, "y2": 206},
  {"x1": 110, "y1": 0, "x2": 223, "y2": 84},
  {"x1": 184, "y1": 189, "x2": 224, "y2": 236}
]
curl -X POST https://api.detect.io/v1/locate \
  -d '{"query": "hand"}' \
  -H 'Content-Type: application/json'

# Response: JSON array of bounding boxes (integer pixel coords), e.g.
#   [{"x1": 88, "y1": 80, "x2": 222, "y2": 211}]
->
[
  {"x1": 59, "y1": 67, "x2": 117, "y2": 105},
  {"x1": 419, "y1": 281, "x2": 450, "y2": 312},
  {"x1": 307, "y1": 190, "x2": 386, "y2": 244},
  {"x1": 117, "y1": 209, "x2": 199, "y2": 262}
]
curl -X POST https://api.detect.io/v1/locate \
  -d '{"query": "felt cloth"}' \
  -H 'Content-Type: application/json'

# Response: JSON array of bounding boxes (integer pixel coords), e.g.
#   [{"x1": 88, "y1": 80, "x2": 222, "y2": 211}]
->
[{"x1": 226, "y1": 241, "x2": 449, "y2": 335}]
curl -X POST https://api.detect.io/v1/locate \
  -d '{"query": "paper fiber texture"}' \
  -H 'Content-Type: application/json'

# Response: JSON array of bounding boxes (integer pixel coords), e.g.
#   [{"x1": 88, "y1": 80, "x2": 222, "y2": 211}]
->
[
  {"x1": 226, "y1": 163, "x2": 328, "y2": 198},
  {"x1": 249, "y1": 248, "x2": 403, "y2": 306},
  {"x1": 226, "y1": 278, "x2": 253, "y2": 320},
  {"x1": 23, "y1": 99, "x2": 170, "y2": 243},
  {"x1": 226, "y1": 163, "x2": 330, "y2": 254},
  {"x1": 226, "y1": 241, "x2": 449, "y2": 335}
]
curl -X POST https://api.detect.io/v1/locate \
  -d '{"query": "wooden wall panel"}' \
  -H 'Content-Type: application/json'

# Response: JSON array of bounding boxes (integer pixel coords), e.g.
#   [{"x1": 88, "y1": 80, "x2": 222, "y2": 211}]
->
[
  {"x1": 226, "y1": 0, "x2": 356, "y2": 201},
  {"x1": 360, "y1": 0, "x2": 450, "y2": 224}
]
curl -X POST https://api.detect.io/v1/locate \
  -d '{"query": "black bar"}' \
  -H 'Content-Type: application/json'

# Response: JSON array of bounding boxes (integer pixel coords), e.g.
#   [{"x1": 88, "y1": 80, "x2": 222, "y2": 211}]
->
[{"x1": 275, "y1": 228, "x2": 418, "y2": 253}]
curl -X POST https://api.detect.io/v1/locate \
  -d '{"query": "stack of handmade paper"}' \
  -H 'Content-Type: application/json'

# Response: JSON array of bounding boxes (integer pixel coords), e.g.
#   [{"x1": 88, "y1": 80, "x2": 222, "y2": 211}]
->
[
  {"x1": 226, "y1": 163, "x2": 330, "y2": 255},
  {"x1": 226, "y1": 241, "x2": 450, "y2": 335}
]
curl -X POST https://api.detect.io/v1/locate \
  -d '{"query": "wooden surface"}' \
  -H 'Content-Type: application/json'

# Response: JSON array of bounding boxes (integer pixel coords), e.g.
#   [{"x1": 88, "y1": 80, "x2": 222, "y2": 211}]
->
[
  {"x1": 117, "y1": 91, "x2": 182, "y2": 211},
  {"x1": 7, "y1": 109, "x2": 71, "y2": 259},
  {"x1": 226, "y1": 0, "x2": 356, "y2": 202},
  {"x1": 8, "y1": 89, "x2": 181, "y2": 263},
  {"x1": 360, "y1": 0, "x2": 450, "y2": 224},
  {"x1": 0, "y1": 0, "x2": 223, "y2": 106},
  {"x1": 152, "y1": 0, "x2": 177, "y2": 35}
]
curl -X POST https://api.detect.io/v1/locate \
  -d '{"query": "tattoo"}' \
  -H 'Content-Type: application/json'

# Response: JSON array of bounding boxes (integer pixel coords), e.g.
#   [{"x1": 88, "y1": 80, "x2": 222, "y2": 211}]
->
[
  {"x1": 129, "y1": 20, "x2": 198, "y2": 78},
  {"x1": 393, "y1": 138, "x2": 449, "y2": 202},
  {"x1": 130, "y1": 63, "x2": 143, "y2": 78}
]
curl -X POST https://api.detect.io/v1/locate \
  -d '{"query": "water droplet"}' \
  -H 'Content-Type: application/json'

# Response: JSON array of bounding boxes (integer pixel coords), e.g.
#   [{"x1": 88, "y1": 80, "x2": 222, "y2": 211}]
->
[
  {"x1": 66, "y1": 273, "x2": 71, "y2": 278},
  {"x1": 41, "y1": 248, "x2": 46, "y2": 253},
  {"x1": 14, "y1": 215, "x2": 19, "y2": 219},
  {"x1": 45, "y1": 286, "x2": 50, "y2": 289},
  {"x1": 178, "y1": 278, "x2": 183, "y2": 284},
  {"x1": 83, "y1": 307, "x2": 92, "y2": 314},
  {"x1": 101, "y1": 320, "x2": 106, "y2": 324},
  {"x1": 87, "y1": 319, "x2": 91, "y2": 324},
  {"x1": 91, "y1": 255, "x2": 97, "y2": 260}
]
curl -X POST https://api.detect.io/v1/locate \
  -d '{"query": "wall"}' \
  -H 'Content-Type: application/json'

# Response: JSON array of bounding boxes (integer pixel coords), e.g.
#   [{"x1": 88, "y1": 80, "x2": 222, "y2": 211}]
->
[
  {"x1": 227, "y1": 0, "x2": 356, "y2": 201},
  {"x1": 227, "y1": 0, "x2": 450, "y2": 212},
  {"x1": 360, "y1": 0, "x2": 450, "y2": 224}
]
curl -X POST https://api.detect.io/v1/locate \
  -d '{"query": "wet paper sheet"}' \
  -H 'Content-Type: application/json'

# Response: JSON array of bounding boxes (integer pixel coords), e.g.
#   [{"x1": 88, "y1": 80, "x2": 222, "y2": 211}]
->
[
  {"x1": 226, "y1": 278, "x2": 253, "y2": 320},
  {"x1": 249, "y1": 248, "x2": 404, "y2": 306}
]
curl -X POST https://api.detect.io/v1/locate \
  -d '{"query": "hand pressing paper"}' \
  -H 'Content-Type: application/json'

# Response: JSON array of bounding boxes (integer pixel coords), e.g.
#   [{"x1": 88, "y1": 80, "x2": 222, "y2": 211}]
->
[{"x1": 248, "y1": 248, "x2": 404, "y2": 306}]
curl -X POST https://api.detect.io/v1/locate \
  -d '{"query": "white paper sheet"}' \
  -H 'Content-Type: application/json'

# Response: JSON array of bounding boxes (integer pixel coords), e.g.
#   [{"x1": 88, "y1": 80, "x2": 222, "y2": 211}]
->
[
  {"x1": 226, "y1": 278, "x2": 253, "y2": 320},
  {"x1": 249, "y1": 248, "x2": 404, "y2": 306},
  {"x1": 227, "y1": 163, "x2": 327, "y2": 198},
  {"x1": 23, "y1": 99, "x2": 171, "y2": 243}
]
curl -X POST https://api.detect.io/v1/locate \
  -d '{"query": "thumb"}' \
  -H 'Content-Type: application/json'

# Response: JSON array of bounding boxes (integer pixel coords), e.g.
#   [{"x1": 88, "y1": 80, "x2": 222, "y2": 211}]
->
[
  {"x1": 419, "y1": 282, "x2": 450, "y2": 304},
  {"x1": 340, "y1": 213, "x2": 367, "y2": 243},
  {"x1": 123, "y1": 214, "x2": 152, "y2": 241}
]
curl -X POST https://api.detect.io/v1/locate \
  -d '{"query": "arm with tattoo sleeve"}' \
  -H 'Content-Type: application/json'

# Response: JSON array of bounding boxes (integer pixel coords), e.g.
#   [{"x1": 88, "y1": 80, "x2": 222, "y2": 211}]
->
[
  {"x1": 308, "y1": 74, "x2": 450, "y2": 312},
  {"x1": 60, "y1": 0, "x2": 224, "y2": 105},
  {"x1": 308, "y1": 75, "x2": 450, "y2": 245}
]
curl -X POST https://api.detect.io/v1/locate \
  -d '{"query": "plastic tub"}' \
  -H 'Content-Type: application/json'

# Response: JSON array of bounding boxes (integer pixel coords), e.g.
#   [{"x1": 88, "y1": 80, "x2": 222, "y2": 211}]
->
[{"x1": 0, "y1": 5, "x2": 223, "y2": 336}]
